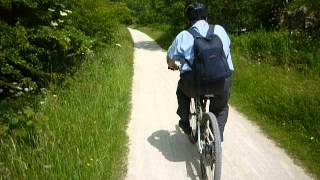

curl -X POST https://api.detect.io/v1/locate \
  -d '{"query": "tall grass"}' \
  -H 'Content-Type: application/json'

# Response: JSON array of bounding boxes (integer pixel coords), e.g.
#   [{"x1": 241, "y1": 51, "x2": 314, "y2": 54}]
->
[
  {"x1": 232, "y1": 30, "x2": 320, "y2": 74},
  {"x1": 0, "y1": 26, "x2": 133, "y2": 179}
]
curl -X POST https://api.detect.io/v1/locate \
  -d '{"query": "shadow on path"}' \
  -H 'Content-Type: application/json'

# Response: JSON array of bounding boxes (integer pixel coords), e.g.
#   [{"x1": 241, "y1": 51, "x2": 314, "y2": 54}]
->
[
  {"x1": 134, "y1": 40, "x2": 162, "y2": 51},
  {"x1": 148, "y1": 125, "x2": 201, "y2": 180}
]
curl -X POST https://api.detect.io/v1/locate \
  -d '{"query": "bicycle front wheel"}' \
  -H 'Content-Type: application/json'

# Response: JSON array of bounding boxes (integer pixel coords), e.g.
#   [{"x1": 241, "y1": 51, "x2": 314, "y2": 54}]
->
[{"x1": 200, "y1": 112, "x2": 222, "y2": 180}]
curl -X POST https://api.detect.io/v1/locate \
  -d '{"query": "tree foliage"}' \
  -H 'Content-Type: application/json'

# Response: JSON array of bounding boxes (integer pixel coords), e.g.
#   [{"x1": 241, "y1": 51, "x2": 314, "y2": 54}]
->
[{"x1": 115, "y1": 0, "x2": 320, "y2": 34}]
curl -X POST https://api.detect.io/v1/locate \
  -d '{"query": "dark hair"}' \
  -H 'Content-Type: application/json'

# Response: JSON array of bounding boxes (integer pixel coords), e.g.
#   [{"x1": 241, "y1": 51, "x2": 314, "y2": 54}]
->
[{"x1": 184, "y1": 3, "x2": 208, "y2": 22}]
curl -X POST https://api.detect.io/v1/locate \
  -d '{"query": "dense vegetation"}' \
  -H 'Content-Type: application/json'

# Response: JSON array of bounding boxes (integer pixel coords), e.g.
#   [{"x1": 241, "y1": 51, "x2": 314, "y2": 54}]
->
[
  {"x1": 118, "y1": 0, "x2": 320, "y2": 73},
  {"x1": 0, "y1": 27, "x2": 133, "y2": 179},
  {"x1": 0, "y1": 0, "x2": 131, "y2": 138},
  {"x1": 123, "y1": 0, "x2": 320, "y2": 178},
  {"x1": 0, "y1": 0, "x2": 133, "y2": 179},
  {"x1": 117, "y1": 0, "x2": 319, "y2": 33}
]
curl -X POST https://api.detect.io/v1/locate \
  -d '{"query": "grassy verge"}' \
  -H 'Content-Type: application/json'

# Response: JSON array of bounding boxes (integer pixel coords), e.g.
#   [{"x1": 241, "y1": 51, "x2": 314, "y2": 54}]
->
[
  {"x1": 136, "y1": 25, "x2": 320, "y2": 179},
  {"x1": 0, "y1": 26, "x2": 133, "y2": 179},
  {"x1": 230, "y1": 53, "x2": 320, "y2": 179}
]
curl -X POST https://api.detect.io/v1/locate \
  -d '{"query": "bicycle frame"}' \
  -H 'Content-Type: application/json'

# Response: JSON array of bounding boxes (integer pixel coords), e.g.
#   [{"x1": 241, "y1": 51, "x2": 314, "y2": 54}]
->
[{"x1": 193, "y1": 97, "x2": 209, "y2": 154}]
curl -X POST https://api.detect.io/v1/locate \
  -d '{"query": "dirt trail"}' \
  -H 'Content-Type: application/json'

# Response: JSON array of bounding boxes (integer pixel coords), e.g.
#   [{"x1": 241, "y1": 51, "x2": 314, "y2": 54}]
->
[{"x1": 126, "y1": 28, "x2": 313, "y2": 180}]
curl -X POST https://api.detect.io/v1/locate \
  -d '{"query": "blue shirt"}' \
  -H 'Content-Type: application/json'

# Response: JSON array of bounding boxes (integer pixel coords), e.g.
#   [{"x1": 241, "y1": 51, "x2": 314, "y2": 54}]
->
[{"x1": 167, "y1": 20, "x2": 234, "y2": 74}]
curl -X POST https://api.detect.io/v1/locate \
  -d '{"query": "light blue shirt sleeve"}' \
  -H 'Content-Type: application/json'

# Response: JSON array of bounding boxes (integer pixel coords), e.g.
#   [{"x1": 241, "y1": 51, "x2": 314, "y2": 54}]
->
[{"x1": 167, "y1": 31, "x2": 194, "y2": 72}]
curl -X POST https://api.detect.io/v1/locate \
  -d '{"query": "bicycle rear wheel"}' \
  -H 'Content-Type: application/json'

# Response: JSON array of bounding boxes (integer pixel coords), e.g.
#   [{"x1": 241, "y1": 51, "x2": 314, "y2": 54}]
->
[
  {"x1": 189, "y1": 98, "x2": 197, "y2": 142},
  {"x1": 200, "y1": 112, "x2": 222, "y2": 180}
]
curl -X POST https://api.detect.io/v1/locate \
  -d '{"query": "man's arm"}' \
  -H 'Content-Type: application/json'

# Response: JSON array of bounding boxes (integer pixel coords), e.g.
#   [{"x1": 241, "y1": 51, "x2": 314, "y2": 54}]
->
[{"x1": 167, "y1": 31, "x2": 189, "y2": 70}]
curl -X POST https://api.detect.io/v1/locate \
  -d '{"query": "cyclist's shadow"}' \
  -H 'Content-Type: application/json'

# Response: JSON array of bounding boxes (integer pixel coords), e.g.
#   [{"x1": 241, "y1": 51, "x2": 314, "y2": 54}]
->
[{"x1": 147, "y1": 125, "x2": 201, "y2": 180}]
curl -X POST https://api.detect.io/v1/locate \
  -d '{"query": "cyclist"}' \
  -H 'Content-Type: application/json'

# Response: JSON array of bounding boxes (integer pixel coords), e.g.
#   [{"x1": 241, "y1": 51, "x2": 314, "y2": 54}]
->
[{"x1": 167, "y1": 3, "x2": 234, "y2": 141}]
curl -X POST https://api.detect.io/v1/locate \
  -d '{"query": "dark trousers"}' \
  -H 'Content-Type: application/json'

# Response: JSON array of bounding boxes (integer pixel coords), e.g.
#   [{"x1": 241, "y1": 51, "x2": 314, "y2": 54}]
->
[{"x1": 176, "y1": 73, "x2": 232, "y2": 141}]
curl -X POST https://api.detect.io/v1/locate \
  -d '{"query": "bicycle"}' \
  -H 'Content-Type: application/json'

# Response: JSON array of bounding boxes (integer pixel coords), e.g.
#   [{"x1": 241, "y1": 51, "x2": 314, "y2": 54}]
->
[
  {"x1": 168, "y1": 65, "x2": 222, "y2": 180},
  {"x1": 189, "y1": 96, "x2": 222, "y2": 180}
]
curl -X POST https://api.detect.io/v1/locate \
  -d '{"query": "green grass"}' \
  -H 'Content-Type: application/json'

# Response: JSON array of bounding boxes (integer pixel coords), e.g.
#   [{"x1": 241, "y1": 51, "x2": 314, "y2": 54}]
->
[
  {"x1": 136, "y1": 25, "x2": 320, "y2": 179},
  {"x1": 230, "y1": 53, "x2": 320, "y2": 179},
  {"x1": 0, "y1": 26, "x2": 133, "y2": 179}
]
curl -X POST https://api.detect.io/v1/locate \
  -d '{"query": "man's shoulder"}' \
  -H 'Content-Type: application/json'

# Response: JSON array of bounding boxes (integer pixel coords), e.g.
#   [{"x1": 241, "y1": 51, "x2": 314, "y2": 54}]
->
[
  {"x1": 174, "y1": 30, "x2": 194, "y2": 44},
  {"x1": 176, "y1": 30, "x2": 193, "y2": 39},
  {"x1": 211, "y1": 24, "x2": 230, "y2": 40},
  {"x1": 210, "y1": 24, "x2": 227, "y2": 33}
]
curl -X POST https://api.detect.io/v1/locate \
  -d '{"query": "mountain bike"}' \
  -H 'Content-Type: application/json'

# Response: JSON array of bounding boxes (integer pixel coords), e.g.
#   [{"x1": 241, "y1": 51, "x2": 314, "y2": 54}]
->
[
  {"x1": 168, "y1": 65, "x2": 222, "y2": 179},
  {"x1": 189, "y1": 96, "x2": 222, "y2": 180}
]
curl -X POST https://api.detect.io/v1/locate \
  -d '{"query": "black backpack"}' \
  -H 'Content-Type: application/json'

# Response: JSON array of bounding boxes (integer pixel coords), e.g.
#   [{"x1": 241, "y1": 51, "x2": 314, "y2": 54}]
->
[{"x1": 185, "y1": 25, "x2": 232, "y2": 93}]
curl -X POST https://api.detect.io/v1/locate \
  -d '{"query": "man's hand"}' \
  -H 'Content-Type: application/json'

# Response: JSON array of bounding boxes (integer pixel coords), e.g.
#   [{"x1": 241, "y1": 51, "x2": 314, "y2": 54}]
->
[
  {"x1": 168, "y1": 65, "x2": 179, "y2": 70},
  {"x1": 167, "y1": 56, "x2": 179, "y2": 71}
]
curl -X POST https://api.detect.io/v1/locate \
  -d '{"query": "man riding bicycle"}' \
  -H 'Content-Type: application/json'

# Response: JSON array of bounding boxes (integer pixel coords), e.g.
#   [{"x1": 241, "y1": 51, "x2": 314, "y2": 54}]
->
[{"x1": 167, "y1": 3, "x2": 234, "y2": 141}]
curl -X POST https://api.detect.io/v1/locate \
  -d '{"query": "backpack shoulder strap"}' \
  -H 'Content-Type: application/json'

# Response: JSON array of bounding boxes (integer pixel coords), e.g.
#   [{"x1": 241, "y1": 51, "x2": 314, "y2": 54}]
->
[
  {"x1": 187, "y1": 27, "x2": 202, "y2": 39},
  {"x1": 185, "y1": 27, "x2": 202, "y2": 69},
  {"x1": 206, "y1": 24, "x2": 215, "y2": 38}
]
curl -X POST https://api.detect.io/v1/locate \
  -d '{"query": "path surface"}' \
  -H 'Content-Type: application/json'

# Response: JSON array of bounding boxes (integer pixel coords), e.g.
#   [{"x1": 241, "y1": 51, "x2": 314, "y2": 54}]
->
[{"x1": 126, "y1": 28, "x2": 313, "y2": 180}]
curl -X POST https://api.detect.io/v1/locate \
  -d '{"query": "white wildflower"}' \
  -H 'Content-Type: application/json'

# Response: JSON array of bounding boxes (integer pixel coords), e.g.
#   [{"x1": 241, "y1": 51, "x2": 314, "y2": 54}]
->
[
  {"x1": 17, "y1": 87, "x2": 22, "y2": 91},
  {"x1": 241, "y1": 28, "x2": 247, "y2": 32},
  {"x1": 48, "y1": 8, "x2": 55, "y2": 12},
  {"x1": 53, "y1": 94, "x2": 57, "y2": 98},
  {"x1": 65, "y1": 10, "x2": 72, "y2": 14},
  {"x1": 116, "y1": 43, "x2": 122, "y2": 47},
  {"x1": 310, "y1": 137, "x2": 314, "y2": 140},
  {"x1": 0, "y1": 89, "x2": 3, "y2": 94},
  {"x1": 17, "y1": 111, "x2": 22, "y2": 115},
  {"x1": 24, "y1": 88, "x2": 29, "y2": 92},
  {"x1": 60, "y1": 10, "x2": 68, "y2": 16},
  {"x1": 40, "y1": 101, "x2": 45, "y2": 105},
  {"x1": 58, "y1": 19, "x2": 64, "y2": 23},
  {"x1": 51, "y1": 21, "x2": 58, "y2": 27},
  {"x1": 12, "y1": 82, "x2": 17, "y2": 85}
]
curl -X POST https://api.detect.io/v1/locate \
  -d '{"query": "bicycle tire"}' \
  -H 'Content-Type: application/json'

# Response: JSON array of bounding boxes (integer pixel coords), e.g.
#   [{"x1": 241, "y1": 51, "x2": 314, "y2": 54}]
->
[
  {"x1": 189, "y1": 98, "x2": 197, "y2": 142},
  {"x1": 200, "y1": 112, "x2": 222, "y2": 180}
]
